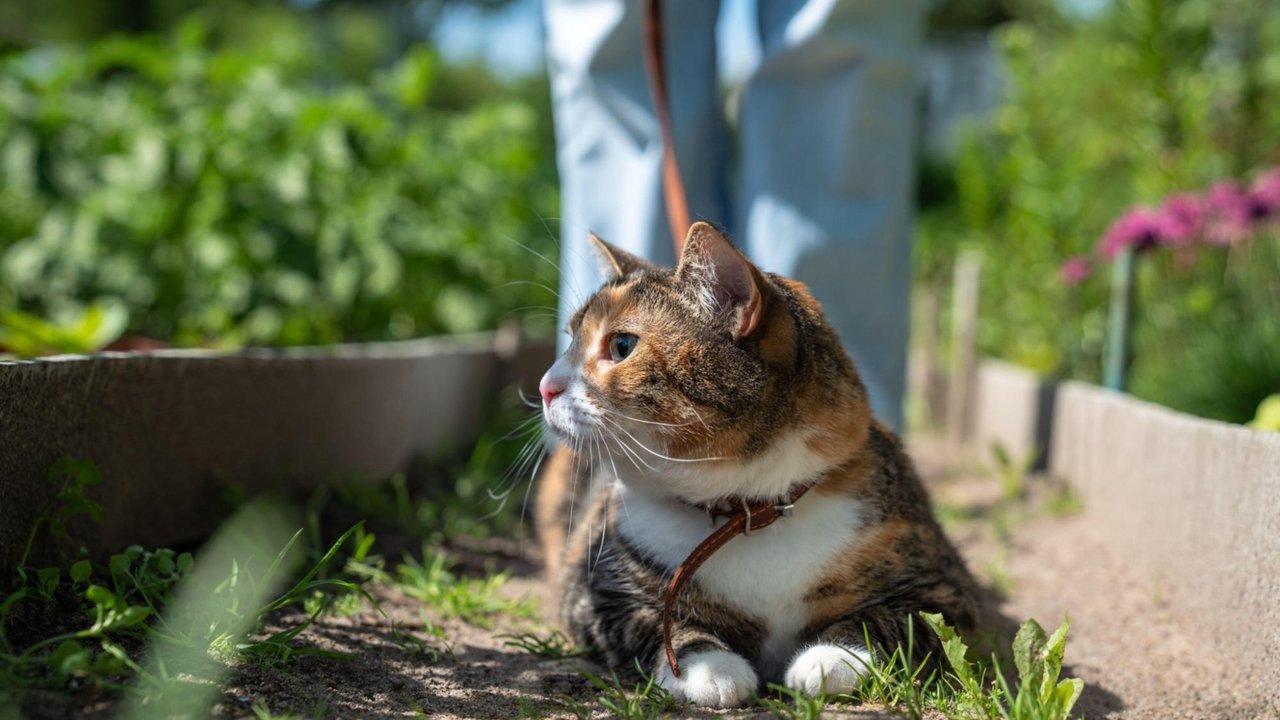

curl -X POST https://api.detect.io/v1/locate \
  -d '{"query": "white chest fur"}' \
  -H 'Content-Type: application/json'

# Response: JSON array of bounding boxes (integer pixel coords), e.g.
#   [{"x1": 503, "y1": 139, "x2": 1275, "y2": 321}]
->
[{"x1": 616, "y1": 482, "x2": 863, "y2": 677}]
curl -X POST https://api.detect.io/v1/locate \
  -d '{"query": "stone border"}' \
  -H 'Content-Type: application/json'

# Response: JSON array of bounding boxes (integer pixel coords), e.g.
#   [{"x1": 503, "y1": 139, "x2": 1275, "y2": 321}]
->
[
  {"x1": 0, "y1": 332, "x2": 554, "y2": 570},
  {"x1": 971, "y1": 360, "x2": 1280, "y2": 703}
]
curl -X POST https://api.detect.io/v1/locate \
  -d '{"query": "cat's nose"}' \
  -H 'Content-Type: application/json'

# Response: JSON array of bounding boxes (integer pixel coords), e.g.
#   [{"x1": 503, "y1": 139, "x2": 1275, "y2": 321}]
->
[{"x1": 539, "y1": 372, "x2": 566, "y2": 407}]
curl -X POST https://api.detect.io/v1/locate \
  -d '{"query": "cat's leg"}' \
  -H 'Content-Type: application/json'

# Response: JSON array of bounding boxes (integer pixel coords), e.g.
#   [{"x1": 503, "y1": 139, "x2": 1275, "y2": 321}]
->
[
  {"x1": 785, "y1": 609, "x2": 942, "y2": 697},
  {"x1": 559, "y1": 506, "x2": 758, "y2": 708},
  {"x1": 654, "y1": 628, "x2": 758, "y2": 708},
  {"x1": 784, "y1": 622, "x2": 874, "y2": 697}
]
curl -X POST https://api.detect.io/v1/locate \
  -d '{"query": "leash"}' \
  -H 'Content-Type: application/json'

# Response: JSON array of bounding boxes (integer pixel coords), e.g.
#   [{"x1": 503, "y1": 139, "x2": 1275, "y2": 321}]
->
[
  {"x1": 658, "y1": 484, "x2": 814, "y2": 677},
  {"x1": 644, "y1": 0, "x2": 803, "y2": 678},
  {"x1": 642, "y1": 0, "x2": 691, "y2": 254}
]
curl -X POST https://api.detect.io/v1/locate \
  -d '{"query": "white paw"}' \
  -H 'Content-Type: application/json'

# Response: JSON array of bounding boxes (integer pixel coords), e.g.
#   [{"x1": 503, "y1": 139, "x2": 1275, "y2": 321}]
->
[
  {"x1": 656, "y1": 649, "x2": 758, "y2": 708},
  {"x1": 784, "y1": 643, "x2": 872, "y2": 697}
]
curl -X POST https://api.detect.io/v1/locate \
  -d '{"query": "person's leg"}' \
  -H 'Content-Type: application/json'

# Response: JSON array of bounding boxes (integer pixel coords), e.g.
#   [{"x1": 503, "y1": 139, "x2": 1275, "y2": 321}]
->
[
  {"x1": 544, "y1": 0, "x2": 726, "y2": 344},
  {"x1": 737, "y1": 0, "x2": 924, "y2": 432}
]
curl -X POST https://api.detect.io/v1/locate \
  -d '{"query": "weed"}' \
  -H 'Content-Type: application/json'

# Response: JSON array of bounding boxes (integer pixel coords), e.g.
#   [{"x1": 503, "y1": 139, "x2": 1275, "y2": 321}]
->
[
  {"x1": 1042, "y1": 483, "x2": 1084, "y2": 519},
  {"x1": 758, "y1": 683, "x2": 831, "y2": 720},
  {"x1": 395, "y1": 549, "x2": 535, "y2": 627},
  {"x1": 250, "y1": 699, "x2": 302, "y2": 720},
  {"x1": 516, "y1": 695, "x2": 547, "y2": 720},
  {"x1": 990, "y1": 443, "x2": 1038, "y2": 503},
  {"x1": 580, "y1": 661, "x2": 675, "y2": 720},
  {"x1": 852, "y1": 619, "x2": 949, "y2": 720},
  {"x1": 500, "y1": 630, "x2": 588, "y2": 659},
  {"x1": 922, "y1": 612, "x2": 1084, "y2": 720},
  {"x1": 16, "y1": 458, "x2": 104, "y2": 570},
  {"x1": 984, "y1": 553, "x2": 1015, "y2": 597}
]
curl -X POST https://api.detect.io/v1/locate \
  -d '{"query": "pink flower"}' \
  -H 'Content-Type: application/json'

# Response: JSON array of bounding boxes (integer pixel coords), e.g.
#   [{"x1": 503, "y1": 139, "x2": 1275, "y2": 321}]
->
[
  {"x1": 1157, "y1": 193, "x2": 1203, "y2": 245},
  {"x1": 1059, "y1": 255, "x2": 1092, "y2": 286},
  {"x1": 1203, "y1": 181, "x2": 1253, "y2": 245},
  {"x1": 1098, "y1": 207, "x2": 1171, "y2": 258},
  {"x1": 1250, "y1": 168, "x2": 1280, "y2": 220}
]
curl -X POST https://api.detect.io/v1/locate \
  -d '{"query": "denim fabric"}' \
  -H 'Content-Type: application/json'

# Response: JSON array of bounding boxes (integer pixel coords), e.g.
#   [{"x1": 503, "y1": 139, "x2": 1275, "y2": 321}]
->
[{"x1": 544, "y1": 0, "x2": 922, "y2": 431}]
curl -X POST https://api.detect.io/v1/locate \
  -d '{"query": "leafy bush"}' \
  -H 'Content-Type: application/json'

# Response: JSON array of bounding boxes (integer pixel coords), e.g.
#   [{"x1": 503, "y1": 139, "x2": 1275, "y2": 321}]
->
[
  {"x1": 923, "y1": 0, "x2": 1280, "y2": 422},
  {"x1": 0, "y1": 23, "x2": 557, "y2": 351}
]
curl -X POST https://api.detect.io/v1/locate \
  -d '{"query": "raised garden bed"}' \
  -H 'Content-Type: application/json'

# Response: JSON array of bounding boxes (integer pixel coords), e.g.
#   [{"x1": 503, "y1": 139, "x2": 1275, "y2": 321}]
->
[
  {"x1": 0, "y1": 331, "x2": 554, "y2": 572},
  {"x1": 967, "y1": 359, "x2": 1280, "y2": 706}
]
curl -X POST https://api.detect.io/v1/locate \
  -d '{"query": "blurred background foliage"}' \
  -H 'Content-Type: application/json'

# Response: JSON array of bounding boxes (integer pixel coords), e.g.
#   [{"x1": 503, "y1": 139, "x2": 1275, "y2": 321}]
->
[
  {"x1": 918, "y1": 0, "x2": 1280, "y2": 423},
  {"x1": 0, "y1": 0, "x2": 1276, "y2": 425},
  {"x1": 0, "y1": 0, "x2": 556, "y2": 350}
]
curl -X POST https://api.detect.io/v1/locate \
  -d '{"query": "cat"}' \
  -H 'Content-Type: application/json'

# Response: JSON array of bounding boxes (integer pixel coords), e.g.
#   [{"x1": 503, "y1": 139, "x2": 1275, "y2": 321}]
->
[{"x1": 535, "y1": 222, "x2": 978, "y2": 708}]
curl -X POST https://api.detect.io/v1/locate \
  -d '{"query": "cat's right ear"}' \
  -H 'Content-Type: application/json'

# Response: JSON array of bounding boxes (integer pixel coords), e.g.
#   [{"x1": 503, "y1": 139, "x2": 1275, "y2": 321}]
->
[{"x1": 588, "y1": 233, "x2": 654, "y2": 280}]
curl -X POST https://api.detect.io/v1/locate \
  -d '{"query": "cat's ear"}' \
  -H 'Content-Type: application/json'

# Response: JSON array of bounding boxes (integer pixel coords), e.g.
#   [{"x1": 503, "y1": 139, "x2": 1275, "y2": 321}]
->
[
  {"x1": 588, "y1": 232, "x2": 654, "y2": 279},
  {"x1": 676, "y1": 222, "x2": 766, "y2": 338}
]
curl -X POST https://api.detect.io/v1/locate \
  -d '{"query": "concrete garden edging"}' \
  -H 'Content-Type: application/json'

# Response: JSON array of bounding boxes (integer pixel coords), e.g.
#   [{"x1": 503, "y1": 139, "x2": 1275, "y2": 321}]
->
[
  {"x1": 0, "y1": 331, "x2": 554, "y2": 571},
  {"x1": 970, "y1": 360, "x2": 1280, "y2": 705}
]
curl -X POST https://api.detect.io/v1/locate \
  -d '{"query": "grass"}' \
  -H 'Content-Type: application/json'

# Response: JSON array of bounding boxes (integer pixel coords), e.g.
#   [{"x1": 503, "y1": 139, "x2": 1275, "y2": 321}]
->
[
  {"x1": 500, "y1": 629, "x2": 588, "y2": 659},
  {"x1": 580, "y1": 662, "x2": 676, "y2": 720},
  {"x1": 394, "y1": 549, "x2": 536, "y2": 628},
  {"x1": 5, "y1": 416, "x2": 1088, "y2": 720}
]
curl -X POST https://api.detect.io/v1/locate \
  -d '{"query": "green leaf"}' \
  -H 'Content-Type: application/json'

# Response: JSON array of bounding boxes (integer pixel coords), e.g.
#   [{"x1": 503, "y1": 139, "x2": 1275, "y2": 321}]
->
[
  {"x1": 1042, "y1": 616, "x2": 1071, "y2": 694},
  {"x1": 70, "y1": 559, "x2": 92, "y2": 584},
  {"x1": 85, "y1": 584, "x2": 116, "y2": 609},
  {"x1": 176, "y1": 552, "x2": 194, "y2": 574},
  {"x1": 920, "y1": 611, "x2": 975, "y2": 686},
  {"x1": 114, "y1": 605, "x2": 151, "y2": 627},
  {"x1": 109, "y1": 554, "x2": 132, "y2": 576},
  {"x1": 1054, "y1": 677, "x2": 1084, "y2": 716},
  {"x1": 37, "y1": 566, "x2": 60, "y2": 596},
  {"x1": 1012, "y1": 618, "x2": 1048, "y2": 692}
]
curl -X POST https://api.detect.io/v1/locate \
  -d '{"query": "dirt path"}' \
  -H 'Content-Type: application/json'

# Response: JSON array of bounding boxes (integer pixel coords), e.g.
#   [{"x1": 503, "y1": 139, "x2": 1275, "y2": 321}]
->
[
  {"x1": 914, "y1": 439, "x2": 1274, "y2": 720},
  {"x1": 24, "y1": 440, "x2": 1267, "y2": 719}
]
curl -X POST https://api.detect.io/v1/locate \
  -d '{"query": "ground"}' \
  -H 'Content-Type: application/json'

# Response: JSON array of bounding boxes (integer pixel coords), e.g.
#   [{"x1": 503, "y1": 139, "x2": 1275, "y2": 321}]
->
[{"x1": 8, "y1": 438, "x2": 1270, "y2": 719}]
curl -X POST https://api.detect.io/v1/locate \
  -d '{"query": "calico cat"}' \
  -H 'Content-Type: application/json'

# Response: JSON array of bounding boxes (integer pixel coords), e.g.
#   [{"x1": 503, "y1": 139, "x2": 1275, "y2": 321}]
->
[{"x1": 535, "y1": 223, "x2": 977, "y2": 708}]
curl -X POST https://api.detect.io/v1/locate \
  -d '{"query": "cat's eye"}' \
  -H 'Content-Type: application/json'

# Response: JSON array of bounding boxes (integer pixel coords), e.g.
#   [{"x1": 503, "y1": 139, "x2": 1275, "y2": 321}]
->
[{"x1": 608, "y1": 333, "x2": 638, "y2": 362}]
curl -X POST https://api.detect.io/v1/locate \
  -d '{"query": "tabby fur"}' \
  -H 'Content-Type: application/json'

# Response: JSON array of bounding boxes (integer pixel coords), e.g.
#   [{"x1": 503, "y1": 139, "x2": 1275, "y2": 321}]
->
[{"x1": 535, "y1": 223, "x2": 977, "y2": 707}]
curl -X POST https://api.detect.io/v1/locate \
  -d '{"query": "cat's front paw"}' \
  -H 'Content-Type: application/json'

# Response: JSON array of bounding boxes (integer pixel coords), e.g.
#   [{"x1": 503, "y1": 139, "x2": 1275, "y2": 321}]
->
[
  {"x1": 656, "y1": 649, "x2": 757, "y2": 708},
  {"x1": 784, "y1": 643, "x2": 872, "y2": 696}
]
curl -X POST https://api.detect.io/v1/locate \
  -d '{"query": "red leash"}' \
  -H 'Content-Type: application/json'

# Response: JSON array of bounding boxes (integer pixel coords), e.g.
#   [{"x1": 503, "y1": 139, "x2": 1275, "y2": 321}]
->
[{"x1": 641, "y1": 0, "x2": 691, "y2": 254}]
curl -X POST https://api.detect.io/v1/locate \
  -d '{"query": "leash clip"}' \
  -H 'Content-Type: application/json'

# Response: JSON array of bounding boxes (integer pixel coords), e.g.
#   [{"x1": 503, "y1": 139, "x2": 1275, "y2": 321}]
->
[{"x1": 774, "y1": 502, "x2": 795, "y2": 518}]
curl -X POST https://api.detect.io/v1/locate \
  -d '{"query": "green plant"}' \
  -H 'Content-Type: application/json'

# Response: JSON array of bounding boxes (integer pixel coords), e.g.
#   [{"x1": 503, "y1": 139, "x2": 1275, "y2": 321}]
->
[
  {"x1": 0, "y1": 302, "x2": 126, "y2": 358},
  {"x1": 990, "y1": 443, "x2": 1037, "y2": 503},
  {"x1": 922, "y1": 612, "x2": 1084, "y2": 720},
  {"x1": 852, "y1": 619, "x2": 949, "y2": 720},
  {"x1": 394, "y1": 549, "x2": 535, "y2": 628},
  {"x1": 499, "y1": 630, "x2": 587, "y2": 659},
  {"x1": 0, "y1": 25, "x2": 558, "y2": 351},
  {"x1": 919, "y1": 0, "x2": 1280, "y2": 424},
  {"x1": 579, "y1": 662, "x2": 675, "y2": 720},
  {"x1": 15, "y1": 457, "x2": 104, "y2": 570},
  {"x1": 758, "y1": 683, "x2": 831, "y2": 720},
  {"x1": 1250, "y1": 393, "x2": 1280, "y2": 431}
]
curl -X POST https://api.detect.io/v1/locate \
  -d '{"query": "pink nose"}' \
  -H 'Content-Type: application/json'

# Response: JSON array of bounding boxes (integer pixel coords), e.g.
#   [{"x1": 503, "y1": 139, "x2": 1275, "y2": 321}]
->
[{"x1": 539, "y1": 373, "x2": 566, "y2": 407}]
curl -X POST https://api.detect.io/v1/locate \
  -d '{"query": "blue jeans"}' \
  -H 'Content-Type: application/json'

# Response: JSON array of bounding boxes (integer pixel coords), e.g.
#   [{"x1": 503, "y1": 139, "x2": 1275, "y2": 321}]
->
[{"x1": 544, "y1": 0, "x2": 922, "y2": 431}]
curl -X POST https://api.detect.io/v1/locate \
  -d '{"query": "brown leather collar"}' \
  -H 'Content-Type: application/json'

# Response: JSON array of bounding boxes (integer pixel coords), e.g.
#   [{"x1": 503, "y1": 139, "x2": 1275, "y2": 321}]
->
[{"x1": 660, "y1": 483, "x2": 814, "y2": 677}]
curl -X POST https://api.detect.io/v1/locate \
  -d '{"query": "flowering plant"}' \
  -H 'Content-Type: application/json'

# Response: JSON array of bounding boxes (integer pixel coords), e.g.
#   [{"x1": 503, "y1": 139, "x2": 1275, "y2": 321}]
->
[{"x1": 1061, "y1": 167, "x2": 1280, "y2": 284}]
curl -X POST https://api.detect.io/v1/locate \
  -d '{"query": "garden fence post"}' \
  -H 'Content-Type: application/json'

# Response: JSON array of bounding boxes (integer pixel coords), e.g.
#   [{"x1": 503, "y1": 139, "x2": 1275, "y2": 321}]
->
[
  {"x1": 1104, "y1": 247, "x2": 1135, "y2": 392},
  {"x1": 947, "y1": 252, "x2": 981, "y2": 444}
]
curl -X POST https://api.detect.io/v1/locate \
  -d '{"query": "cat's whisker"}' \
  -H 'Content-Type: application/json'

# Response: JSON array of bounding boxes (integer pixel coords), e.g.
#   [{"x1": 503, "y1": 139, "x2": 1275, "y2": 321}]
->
[
  {"x1": 486, "y1": 427, "x2": 543, "y2": 502},
  {"x1": 600, "y1": 406, "x2": 697, "y2": 430},
  {"x1": 502, "y1": 234, "x2": 566, "y2": 278},
  {"x1": 597, "y1": 422, "x2": 657, "y2": 473},
  {"x1": 493, "y1": 280, "x2": 562, "y2": 301},
  {"x1": 601, "y1": 416, "x2": 731, "y2": 464},
  {"x1": 684, "y1": 403, "x2": 713, "y2": 432},
  {"x1": 517, "y1": 387, "x2": 543, "y2": 409},
  {"x1": 517, "y1": 437, "x2": 547, "y2": 526}
]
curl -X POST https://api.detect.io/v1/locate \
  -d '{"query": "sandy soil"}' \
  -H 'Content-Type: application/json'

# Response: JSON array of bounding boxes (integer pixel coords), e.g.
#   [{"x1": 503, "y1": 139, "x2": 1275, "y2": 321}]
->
[
  {"x1": 915, "y1": 438, "x2": 1276, "y2": 720},
  {"x1": 16, "y1": 440, "x2": 1276, "y2": 719}
]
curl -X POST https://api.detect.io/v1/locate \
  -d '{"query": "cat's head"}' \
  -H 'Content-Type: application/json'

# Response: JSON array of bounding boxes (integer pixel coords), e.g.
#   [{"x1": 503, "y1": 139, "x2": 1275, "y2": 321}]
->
[{"x1": 539, "y1": 223, "x2": 872, "y2": 502}]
